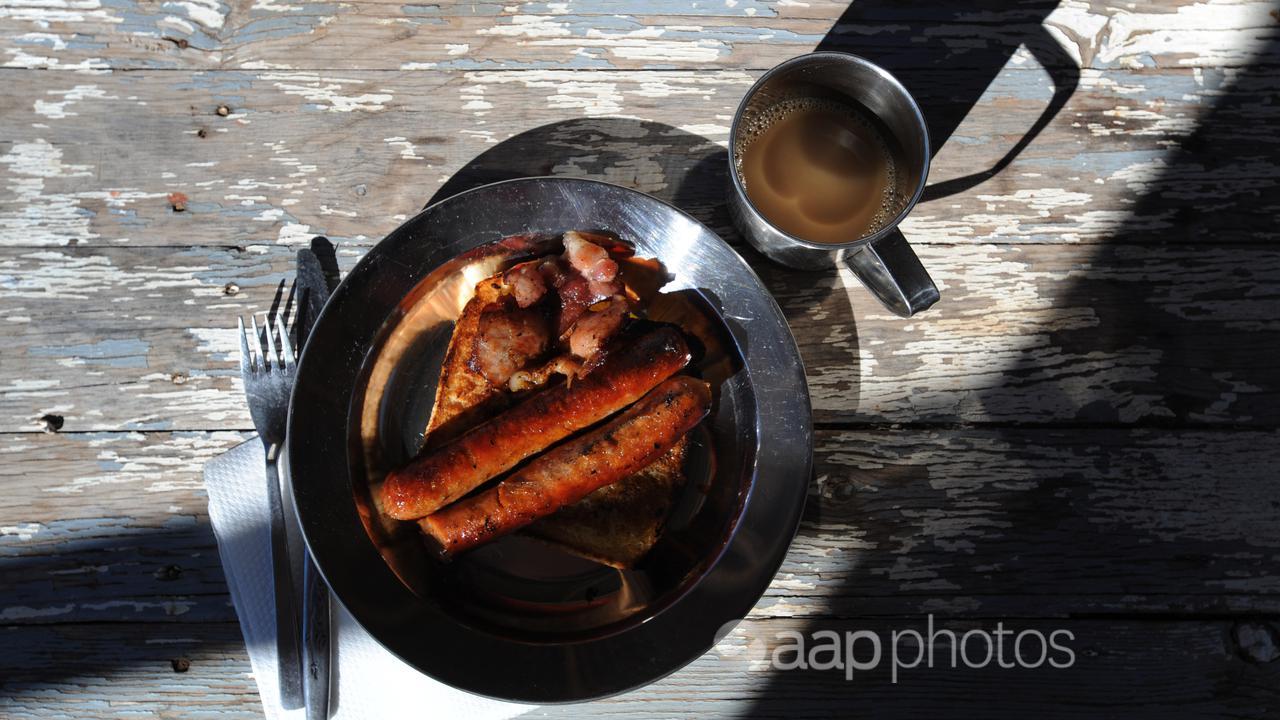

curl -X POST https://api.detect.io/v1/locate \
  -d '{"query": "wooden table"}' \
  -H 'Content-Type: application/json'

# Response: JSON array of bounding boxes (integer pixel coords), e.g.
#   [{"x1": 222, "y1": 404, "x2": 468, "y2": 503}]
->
[{"x1": 2, "y1": 0, "x2": 1277, "y2": 716}]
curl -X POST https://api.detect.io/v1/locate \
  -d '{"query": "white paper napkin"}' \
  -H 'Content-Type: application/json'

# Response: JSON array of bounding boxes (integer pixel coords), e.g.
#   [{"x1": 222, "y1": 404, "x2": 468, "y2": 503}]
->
[{"x1": 204, "y1": 439, "x2": 536, "y2": 720}]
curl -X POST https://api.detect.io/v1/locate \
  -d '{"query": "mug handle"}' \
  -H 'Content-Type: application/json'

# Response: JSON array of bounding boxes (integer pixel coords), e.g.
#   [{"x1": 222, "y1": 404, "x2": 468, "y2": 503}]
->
[{"x1": 844, "y1": 228, "x2": 939, "y2": 317}]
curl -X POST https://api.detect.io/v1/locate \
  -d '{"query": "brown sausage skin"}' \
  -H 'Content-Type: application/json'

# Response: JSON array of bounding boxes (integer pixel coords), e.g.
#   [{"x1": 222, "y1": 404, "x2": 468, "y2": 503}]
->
[
  {"x1": 419, "y1": 375, "x2": 712, "y2": 556},
  {"x1": 380, "y1": 327, "x2": 692, "y2": 520}
]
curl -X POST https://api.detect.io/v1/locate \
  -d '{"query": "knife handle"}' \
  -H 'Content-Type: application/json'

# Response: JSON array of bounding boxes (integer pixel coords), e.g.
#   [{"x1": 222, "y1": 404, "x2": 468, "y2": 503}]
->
[{"x1": 302, "y1": 556, "x2": 332, "y2": 720}]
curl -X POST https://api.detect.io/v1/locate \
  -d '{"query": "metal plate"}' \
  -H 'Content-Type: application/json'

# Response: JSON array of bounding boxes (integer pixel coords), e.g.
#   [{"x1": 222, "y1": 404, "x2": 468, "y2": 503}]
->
[{"x1": 287, "y1": 177, "x2": 811, "y2": 703}]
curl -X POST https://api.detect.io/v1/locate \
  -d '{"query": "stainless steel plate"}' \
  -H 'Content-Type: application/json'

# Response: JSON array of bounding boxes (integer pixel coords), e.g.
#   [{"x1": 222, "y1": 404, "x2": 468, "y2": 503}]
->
[{"x1": 287, "y1": 177, "x2": 811, "y2": 703}]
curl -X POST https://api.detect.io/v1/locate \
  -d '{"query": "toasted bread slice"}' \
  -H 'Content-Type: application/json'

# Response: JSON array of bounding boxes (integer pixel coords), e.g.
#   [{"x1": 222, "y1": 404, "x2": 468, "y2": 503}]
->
[
  {"x1": 422, "y1": 261, "x2": 689, "y2": 567},
  {"x1": 422, "y1": 276, "x2": 511, "y2": 447},
  {"x1": 524, "y1": 435, "x2": 688, "y2": 569}
]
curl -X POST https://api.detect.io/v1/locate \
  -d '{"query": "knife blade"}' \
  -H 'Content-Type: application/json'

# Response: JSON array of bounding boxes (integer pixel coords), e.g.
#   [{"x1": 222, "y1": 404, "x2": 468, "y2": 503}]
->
[{"x1": 293, "y1": 241, "x2": 337, "y2": 720}]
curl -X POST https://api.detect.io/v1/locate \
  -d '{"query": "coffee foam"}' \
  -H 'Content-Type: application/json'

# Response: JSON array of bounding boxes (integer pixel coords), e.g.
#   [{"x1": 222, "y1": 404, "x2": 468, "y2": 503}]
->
[{"x1": 734, "y1": 96, "x2": 907, "y2": 238}]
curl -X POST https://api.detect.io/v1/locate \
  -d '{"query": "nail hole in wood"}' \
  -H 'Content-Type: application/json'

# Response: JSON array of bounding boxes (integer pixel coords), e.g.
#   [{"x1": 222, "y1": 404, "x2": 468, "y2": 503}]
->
[
  {"x1": 41, "y1": 414, "x2": 64, "y2": 433},
  {"x1": 1234, "y1": 622, "x2": 1280, "y2": 663}
]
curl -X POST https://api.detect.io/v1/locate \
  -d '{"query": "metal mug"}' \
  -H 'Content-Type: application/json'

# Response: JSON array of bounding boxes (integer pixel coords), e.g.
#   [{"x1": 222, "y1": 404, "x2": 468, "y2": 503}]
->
[{"x1": 728, "y1": 52, "x2": 940, "y2": 317}]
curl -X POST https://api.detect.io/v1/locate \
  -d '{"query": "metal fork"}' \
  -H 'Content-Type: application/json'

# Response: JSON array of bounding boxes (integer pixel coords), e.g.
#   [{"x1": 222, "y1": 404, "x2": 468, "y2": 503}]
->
[{"x1": 239, "y1": 303, "x2": 304, "y2": 708}]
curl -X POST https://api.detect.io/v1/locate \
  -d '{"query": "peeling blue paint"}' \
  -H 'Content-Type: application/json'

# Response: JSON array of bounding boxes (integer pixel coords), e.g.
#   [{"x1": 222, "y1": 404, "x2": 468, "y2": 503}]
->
[
  {"x1": 519, "y1": 0, "x2": 779, "y2": 16},
  {"x1": 95, "y1": 0, "x2": 228, "y2": 59},
  {"x1": 175, "y1": 72, "x2": 256, "y2": 94},
  {"x1": 28, "y1": 339, "x2": 151, "y2": 369},
  {"x1": 0, "y1": 516, "x2": 138, "y2": 552},
  {"x1": 235, "y1": 10, "x2": 344, "y2": 44},
  {"x1": 403, "y1": 2, "x2": 506, "y2": 16},
  {"x1": 1032, "y1": 150, "x2": 1170, "y2": 177}
]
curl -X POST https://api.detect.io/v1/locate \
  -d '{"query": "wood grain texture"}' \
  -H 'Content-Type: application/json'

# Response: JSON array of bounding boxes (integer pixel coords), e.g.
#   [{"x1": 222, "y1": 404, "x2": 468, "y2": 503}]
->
[
  {"x1": 0, "y1": 431, "x2": 247, "y2": 625},
  {"x1": 1, "y1": 0, "x2": 1277, "y2": 715},
  {"x1": 777, "y1": 428, "x2": 1280, "y2": 615},
  {"x1": 4, "y1": 428, "x2": 1278, "y2": 629},
  {"x1": 3, "y1": 618, "x2": 1279, "y2": 719},
  {"x1": 1, "y1": 241, "x2": 1275, "y2": 432},
  {"x1": 1, "y1": 67, "x2": 1277, "y2": 248},
  {"x1": 1, "y1": 0, "x2": 1275, "y2": 71},
  {"x1": 0, "y1": 622, "x2": 258, "y2": 719}
]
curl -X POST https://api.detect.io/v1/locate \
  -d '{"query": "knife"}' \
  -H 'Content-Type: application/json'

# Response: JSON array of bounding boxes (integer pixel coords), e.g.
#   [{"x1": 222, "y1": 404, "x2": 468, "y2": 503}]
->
[
  {"x1": 293, "y1": 240, "x2": 339, "y2": 720},
  {"x1": 301, "y1": 556, "x2": 332, "y2": 720},
  {"x1": 278, "y1": 420, "x2": 332, "y2": 720}
]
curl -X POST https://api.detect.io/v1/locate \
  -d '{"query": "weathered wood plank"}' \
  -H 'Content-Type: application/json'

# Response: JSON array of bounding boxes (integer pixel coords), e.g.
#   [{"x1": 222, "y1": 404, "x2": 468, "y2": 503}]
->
[
  {"x1": 1, "y1": 0, "x2": 1275, "y2": 71},
  {"x1": 3, "y1": 618, "x2": 1278, "y2": 719},
  {"x1": 782, "y1": 243, "x2": 1280, "y2": 427},
  {"x1": 0, "y1": 622, "x2": 259, "y2": 720},
  {"x1": 4, "y1": 428, "x2": 1278, "y2": 627},
  {"x1": 0, "y1": 430, "x2": 248, "y2": 514},
  {"x1": 776, "y1": 427, "x2": 1280, "y2": 614},
  {"x1": 0, "y1": 246, "x2": 356, "y2": 433},
  {"x1": 2, "y1": 67, "x2": 1277, "y2": 248},
  {"x1": 1, "y1": 241, "x2": 1275, "y2": 432},
  {"x1": 0, "y1": 431, "x2": 247, "y2": 624}
]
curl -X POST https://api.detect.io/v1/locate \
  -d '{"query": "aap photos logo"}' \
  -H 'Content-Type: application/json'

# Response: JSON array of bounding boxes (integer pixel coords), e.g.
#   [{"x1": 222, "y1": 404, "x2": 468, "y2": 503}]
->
[{"x1": 713, "y1": 616, "x2": 1075, "y2": 683}]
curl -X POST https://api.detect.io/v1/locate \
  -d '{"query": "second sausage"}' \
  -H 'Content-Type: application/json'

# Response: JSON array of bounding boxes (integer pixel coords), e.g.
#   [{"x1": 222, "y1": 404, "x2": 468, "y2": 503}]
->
[{"x1": 419, "y1": 375, "x2": 712, "y2": 556}]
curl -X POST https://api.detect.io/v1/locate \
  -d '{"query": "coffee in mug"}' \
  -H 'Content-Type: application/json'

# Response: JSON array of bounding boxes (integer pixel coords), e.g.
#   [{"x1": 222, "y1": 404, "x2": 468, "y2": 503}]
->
[
  {"x1": 734, "y1": 95, "x2": 908, "y2": 245},
  {"x1": 728, "y1": 52, "x2": 939, "y2": 317}
]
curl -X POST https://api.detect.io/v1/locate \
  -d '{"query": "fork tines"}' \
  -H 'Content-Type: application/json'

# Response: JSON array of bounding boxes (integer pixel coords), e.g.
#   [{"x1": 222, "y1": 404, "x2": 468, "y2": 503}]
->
[
  {"x1": 238, "y1": 278, "x2": 299, "y2": 373},
  {"x1": 239, "y1": 313, "x2": 297, "y2": 373}
]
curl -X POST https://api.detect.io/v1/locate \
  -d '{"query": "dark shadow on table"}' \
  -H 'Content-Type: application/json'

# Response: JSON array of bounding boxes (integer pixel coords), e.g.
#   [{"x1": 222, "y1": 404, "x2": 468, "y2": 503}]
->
[
  {"x1": 0, "y1": 520, "x2": 249, "y2": 700},
  {"x1": 733, "y1": 1, "x2": 1280, "y2": 718}
]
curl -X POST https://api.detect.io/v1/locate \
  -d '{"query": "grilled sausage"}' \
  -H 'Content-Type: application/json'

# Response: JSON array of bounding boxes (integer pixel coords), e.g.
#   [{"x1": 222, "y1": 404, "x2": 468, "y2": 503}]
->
[
  {"x1": 419, "y1": 375, "x2": 712, "y2": 555},
  {"x1": 379, "y1": 326, "x2": 692, "y2": 520}
]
